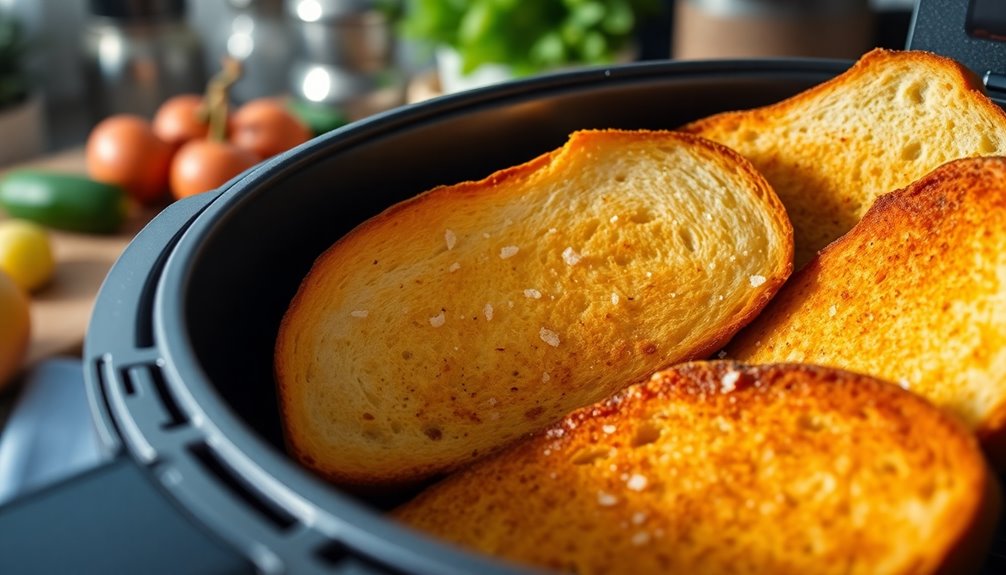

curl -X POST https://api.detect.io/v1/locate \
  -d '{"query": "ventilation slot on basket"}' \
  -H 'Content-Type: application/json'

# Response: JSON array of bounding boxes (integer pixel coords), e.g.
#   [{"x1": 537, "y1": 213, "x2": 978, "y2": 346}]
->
[
  {"x1": 315, "y1": 541, "x2": 350, "y2": 564},
  {"x1": 92, "y1": 356, "x2": 125, "y2": 445},
  {"x1": 119, "y1": 365, "x2": 137, "y2": 396},
  {"x1": 189, "y1": 442, "x2": 297, "y2": 532},
  {"x1": 120, "y1": 364, "x2": 189, "y2": 429}
]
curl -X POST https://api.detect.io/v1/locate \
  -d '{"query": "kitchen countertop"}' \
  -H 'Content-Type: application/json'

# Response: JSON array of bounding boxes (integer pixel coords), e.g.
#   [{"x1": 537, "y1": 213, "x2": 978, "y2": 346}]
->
[{"x1": 0, "y1": 149, "x2": 159, "y2": 395}]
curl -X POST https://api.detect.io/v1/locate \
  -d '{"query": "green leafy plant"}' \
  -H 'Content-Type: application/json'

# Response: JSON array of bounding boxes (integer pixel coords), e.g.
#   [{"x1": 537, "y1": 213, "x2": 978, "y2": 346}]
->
[
  {"x1": 0, "y1": 13, "x2": 28, "y2": 108},
  {"x1": 401, "y1": 0, "x2": 658, "y2": 76}
]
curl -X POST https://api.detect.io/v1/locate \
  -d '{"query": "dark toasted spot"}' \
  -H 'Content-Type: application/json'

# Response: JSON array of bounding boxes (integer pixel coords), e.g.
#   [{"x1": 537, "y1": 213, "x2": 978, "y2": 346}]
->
[
  {"x1": 570, "y1": 446, "x2": 610, "y2": 465},
  {"x1": 797, "y1": 414, "x2": 822, "y2": 432},
  {"x1": 424, "y1": 427, "x2": 443, "y2": 441},
  {"x1": 632, "y1": 421, "x2": 662, "y2": 447},
  {"x1": 525, "y1": 406, "x2": 545, "y2": 420}
]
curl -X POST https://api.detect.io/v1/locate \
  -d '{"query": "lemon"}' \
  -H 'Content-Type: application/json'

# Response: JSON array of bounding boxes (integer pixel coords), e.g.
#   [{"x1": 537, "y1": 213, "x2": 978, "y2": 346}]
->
[
  {"x1": 0, "y1": 269, "x2": 30, "y2": 388},
  {"x1": 0, "y1": 219, "x2": 55, "y2": 292}
]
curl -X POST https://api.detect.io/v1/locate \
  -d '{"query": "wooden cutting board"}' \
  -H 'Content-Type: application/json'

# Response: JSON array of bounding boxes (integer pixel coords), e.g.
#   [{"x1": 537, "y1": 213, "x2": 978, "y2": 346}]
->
[{"x1": 0, "y1": 149, "x2": 158, "y2": 368}]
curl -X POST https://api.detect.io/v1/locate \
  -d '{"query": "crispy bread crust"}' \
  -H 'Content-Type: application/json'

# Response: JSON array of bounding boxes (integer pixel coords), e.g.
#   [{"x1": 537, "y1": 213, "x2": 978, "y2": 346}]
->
[
  {"x1": 682, "y1": 48, "x2": 1006, "y2": 269},
  {"x1": 727, "y1": 156, "x2": 1006, "y2": 471},
  {"x1": 275, "y1": 130, "x2": 793, "y2": 489},
  {"x1": 395, "y1": 361, "x2": 999, "y2": 574}
]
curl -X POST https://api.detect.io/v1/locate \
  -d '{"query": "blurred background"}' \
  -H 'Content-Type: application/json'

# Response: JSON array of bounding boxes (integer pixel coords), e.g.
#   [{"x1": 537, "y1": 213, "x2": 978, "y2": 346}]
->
[{"x1": 0, "y1": 0, "x2": 915, "y2": 161}]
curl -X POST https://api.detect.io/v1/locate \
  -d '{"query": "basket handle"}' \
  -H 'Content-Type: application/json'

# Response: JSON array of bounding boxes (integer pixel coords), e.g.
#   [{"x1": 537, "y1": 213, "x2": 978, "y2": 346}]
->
[{"x1": 0, "y1": 192, "x2": 253, "y2": 575}]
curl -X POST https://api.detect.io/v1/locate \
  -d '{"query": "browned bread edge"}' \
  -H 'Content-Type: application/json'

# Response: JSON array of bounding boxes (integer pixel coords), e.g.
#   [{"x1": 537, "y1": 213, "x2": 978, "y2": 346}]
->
[
  {"x1": 394, "y1": 361, "x2": 1000, "y2": 574},
  {"x1": 275, "y1": 129, "x2": 794, "y2": 490}
]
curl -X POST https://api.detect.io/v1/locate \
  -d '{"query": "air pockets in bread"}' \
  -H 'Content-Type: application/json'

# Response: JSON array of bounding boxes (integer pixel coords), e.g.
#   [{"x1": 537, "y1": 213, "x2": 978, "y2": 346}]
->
[
  {"x1": 725, "y1": 156, "x2": 1006, "y2": 471},
  {"x1": 394, "y1": 361, "x2": 999, "y2": 575},
  {"x1": 683, "y1": 48, "x2": 1006, "y2": 269},
  {"x1": 275, "y1": 129, "x2": 793, "y2": 489}
]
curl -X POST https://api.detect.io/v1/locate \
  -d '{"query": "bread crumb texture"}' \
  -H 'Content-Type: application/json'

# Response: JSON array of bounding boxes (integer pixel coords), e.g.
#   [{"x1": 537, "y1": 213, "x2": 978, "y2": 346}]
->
[
  {"x1": 394, "y1": 362, "x2": 996, "y2": 575},
  {"x1": 683, "y1": 48, "x2": 1006, "y2": 269},
  {"x1": 726, "y1": 157, "x2": 1006, "y2": 458},
  {"x1": 275, "y1": 129, "x2": 792, "y2": 487}
]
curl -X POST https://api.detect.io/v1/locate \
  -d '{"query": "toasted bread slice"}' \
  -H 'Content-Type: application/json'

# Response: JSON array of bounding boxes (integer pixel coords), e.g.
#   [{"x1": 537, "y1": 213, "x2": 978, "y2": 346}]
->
[
  {"x1": 395, "y1": 361, "x2": 999, "y2": 575},
  {"x1": 275, "y1": 129, "x2": 793, "y2": 489},
  {"x1": 682, "y1": 48, "x2": 1006, "y2": 269},
  {"x1": 726, "y1": 156, "x2": 1006, "y2": 468}
]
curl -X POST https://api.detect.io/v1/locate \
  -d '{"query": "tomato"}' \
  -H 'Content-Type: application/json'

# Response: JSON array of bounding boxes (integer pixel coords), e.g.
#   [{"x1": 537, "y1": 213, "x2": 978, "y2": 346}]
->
[
  {"x1": 0, "y1": 220, "x2": 54, "y2": 292},
  {"x1": 230, "y1": 99, "x2": 311, "y2": 159},
  {"x1": 86, "y1": 115, "x2": 173, "y2": 205},
  {"x1": 153, "y1": 94, "x2": 210, "y2": 147},
  {"x1": 170, "y1": 139, "x2": 259, "y2": 199},
  {"x1": 0, "y1": 268, "x2": 30, "y2": 389}
]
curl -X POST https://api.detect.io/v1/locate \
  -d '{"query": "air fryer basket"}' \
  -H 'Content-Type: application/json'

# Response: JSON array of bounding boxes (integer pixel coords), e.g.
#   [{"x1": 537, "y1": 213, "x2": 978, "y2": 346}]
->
[
  {"x1": 122, "y1": 60, "x2": 851, "y2": 575},
  {"x1": 183, "y1": 62, "x2": 846, "y2": 460},
  {"x1": 2, "y1": 0, "x2": 1006, "y2": 572}
]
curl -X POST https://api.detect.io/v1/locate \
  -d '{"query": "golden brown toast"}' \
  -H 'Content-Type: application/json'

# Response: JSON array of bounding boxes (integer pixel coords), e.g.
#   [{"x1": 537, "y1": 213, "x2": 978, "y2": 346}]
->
[
  {"x1": 394, "y1": 361, "x2": 1000, "y2": 575},
  {"x1": 682, "y1": 48, "x2": 1006, "y2": 269},
  {"x1": 726, "y1": 156, "x2": 1006, "y2": 469},
  {"x1": 275, "y1": 129, "x2": 793, "y2": 489}
]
